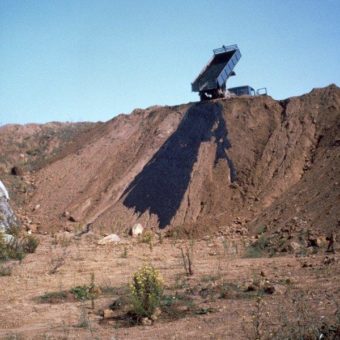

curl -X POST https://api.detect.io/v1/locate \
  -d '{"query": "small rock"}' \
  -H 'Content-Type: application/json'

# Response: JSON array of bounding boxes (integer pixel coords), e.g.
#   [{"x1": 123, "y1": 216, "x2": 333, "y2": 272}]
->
[
  {"x1": 131, "y1": 223, "x2": 143, "y2": 237},
  {"x1": 97, "y1": 234, "x2": 121, "y2": 245},
  {"x1": 323, "y1": 256, "x2": 335, "y2": 265},
  {"x1": 28, "y1": 224, "x2": 38, "y2": 233},
  {"x1": 0, "y1": 232, "x2": 15, "y2": 244},
  {"x1": 11, "y1": 166, "x2": 23, "y2": 176},
  {"x1": 289, "y1": 241, "x2": 301, "y2": 252},
  {"x1": 245, "y1": 284, "x2": 257, "y2": 292},
  {"x1": 103, "y1": 309, "x2": 115, "y2": 319},
  {"x1": 141, "y1": 317, "x2": 152, "y2": 326},
  {"x1": 33, "y1": 204, "x2": 40, "y2": 211},
  {"x1": 273, "y1": 284, "x2": 287, "y2": 295},
  {"x1": 64, "y1": 224, "x2": 74, "y2": 232},
  {"x1": 63, "y1": 211, "x2": 70, "y2": 219},
  {"x1": 150, "y1": 307, "x2": 161, "y2": 321},
  {"x1": 68, "y1": 215, "x2": 77, "y2": 222},
  {"x1": 263, "y1": 285, "x2": 275, "y2": 294}
]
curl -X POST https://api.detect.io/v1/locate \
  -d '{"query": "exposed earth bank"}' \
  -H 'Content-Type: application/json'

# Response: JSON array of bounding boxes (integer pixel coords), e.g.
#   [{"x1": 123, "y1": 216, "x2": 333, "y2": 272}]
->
[{"x1": 0, "y1": 85, "x2": 339, "y2": 241}]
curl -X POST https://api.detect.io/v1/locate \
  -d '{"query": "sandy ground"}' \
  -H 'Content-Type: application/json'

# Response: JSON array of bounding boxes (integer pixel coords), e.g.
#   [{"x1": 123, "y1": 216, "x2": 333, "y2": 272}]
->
[{"x1": 0, "y1": 233, "x2": 339, "y2": 339}]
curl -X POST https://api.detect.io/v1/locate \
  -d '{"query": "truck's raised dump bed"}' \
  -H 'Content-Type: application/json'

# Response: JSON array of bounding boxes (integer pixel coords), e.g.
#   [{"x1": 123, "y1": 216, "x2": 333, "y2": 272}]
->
[{"x1": 192, "y1": 45, "x2": 241, "y2": 99}]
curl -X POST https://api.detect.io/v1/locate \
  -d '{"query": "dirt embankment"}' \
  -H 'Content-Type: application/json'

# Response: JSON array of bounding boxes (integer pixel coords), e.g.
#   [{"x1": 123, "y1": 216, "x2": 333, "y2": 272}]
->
[{"x1": 1, "y1": 85, "x2": 339, "y2": 237}]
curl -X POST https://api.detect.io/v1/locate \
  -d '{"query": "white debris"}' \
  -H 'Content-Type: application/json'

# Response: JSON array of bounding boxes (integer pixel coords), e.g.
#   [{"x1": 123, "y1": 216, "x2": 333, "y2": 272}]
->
[
  {"x1": 131, "y1": 223, "x2": 143, "y2": 237},
  {"x1": 0, "y1": 180, "x2": 9, "y2": 200},
  {"x1": 97, "y1": 234, "x2": 121, "y2": 245}
]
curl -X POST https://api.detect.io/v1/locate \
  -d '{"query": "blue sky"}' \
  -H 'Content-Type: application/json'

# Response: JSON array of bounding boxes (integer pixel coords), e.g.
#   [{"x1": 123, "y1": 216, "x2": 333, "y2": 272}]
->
[{"x1": 1, "y1": 0, "x2": 340, "y2": 124}]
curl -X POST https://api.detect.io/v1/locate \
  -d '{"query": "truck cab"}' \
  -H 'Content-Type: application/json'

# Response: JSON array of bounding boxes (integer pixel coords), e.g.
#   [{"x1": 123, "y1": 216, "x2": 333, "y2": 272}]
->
[
  {"x1": 228, "y1": 86, "x2": 255, "y2": 96},
  {"x1": 228, "y1": 86, "x2": 268, "y2": 97}
]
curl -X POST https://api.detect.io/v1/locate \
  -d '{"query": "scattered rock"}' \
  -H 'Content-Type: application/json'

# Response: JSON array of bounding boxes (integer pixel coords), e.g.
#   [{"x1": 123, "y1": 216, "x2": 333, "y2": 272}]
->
[
  {"x1": 141, "y1": 317, "x2": 152, "y2": 326},
  {"x1": 263, "y1": 285, "x2": 275, "y2": 295},
  {"x1": 98, "y1": 234, "x2": 121, "y2": 245},
  {"x1": 289, "y1": 241, "x2": 301, "y2": 252},
  {"x1": 245, "y1": 284, "x2": 257, "y2": 292},
  {"x1": 102, "y1": 309, "x2": 115, "y2": 319},
  {"x1": 68, "y1": 215, "x2": 77, "y2": 222},
  {"x1": 0, "y1": 232, "x2": 15, "y2": 244},
  {"x1": 301, "y1": 261, "x2": 313, "y2": 268},
  {"x1": 10, "y1": 166, "x2": 23, "y2": 176},
  {"x1": 273, "y1": 284, "x2": 287, "y2": 295},
  {"x1": 109, "y1": 296, "x2": 128, "y2": 311},
  {"x1": 323, "y1": 256, "x2": 335, "y2": 265},
  {"x1": 27, "y1": 224, "x2": 38, "y2": 233},
  {"x1": 63, "y1": 224, "x2": 74, "y2": 232},
  {"x1": 33, "y1": 204, "x2": 40, "y2": 211},
  {"x1": 63, "y1": 211, "x2": 70, "y2": 219},
  {"x1": 150, "y1": 307, "x2": 161, "y2": 321},
  {"x1": 131, "y1": 223, "x2": 143, "y2": 237}
]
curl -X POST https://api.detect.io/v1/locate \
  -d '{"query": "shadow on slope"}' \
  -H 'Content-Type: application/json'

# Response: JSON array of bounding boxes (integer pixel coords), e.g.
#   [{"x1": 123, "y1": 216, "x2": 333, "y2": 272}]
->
[{"x1": 122, "y1": 102, "x2": 236, "y2": 228}]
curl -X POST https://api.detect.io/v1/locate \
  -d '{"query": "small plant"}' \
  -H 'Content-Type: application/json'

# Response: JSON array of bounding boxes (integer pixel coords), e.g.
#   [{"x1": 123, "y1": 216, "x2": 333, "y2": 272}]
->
[
  {"x1": 222, "y1": 239, "x2": 229, "y2": 256},
  {"x1": 39, "y1": 291, "x2": 68, "y2": 303},
  {"x1": 180, "y1": 242, "x2": 194, "y2": 276},
  {"x1": 70, "y1": 285, "x2": 92, "y2": 301},
  {"x1": 0, "y1": 264, "x2": 12, "y2": 276},
  {"x1": 75, "y1": 307, "x2": 90, "y2": 329},
  {"x1": 70, "y1": 273, "x2": 99, "y2": 305},
  {"x1": 0, "y1": 233, "x2": 25, "y2": 261},
  {"x1": 49, "y1": 249, "x2": 67, "y2": 274},
  {"x1": 140, "y1": 230, "x2": 154, "y2": 251},
  {"x1": 121, "y1": 246, "x2": 128, "y2": 258},
  {"x1": 244, "y1": 235, "x2": 269, "y2": 258},
  {"x1": 6, "y1": 224, "x2": 20, "y2": 237},
  {"x1": 51, "y1": 233, "x2": 71, "y2": 247},
  {"x1": 130, "y1": 264, "x2": 164, "y2": 319},
  {"x1": 256, "y1": 225, "x2": 267, "y2": 235},
  {"x1": 22, "y1": 235, "x2": 39, "y2": 253}
]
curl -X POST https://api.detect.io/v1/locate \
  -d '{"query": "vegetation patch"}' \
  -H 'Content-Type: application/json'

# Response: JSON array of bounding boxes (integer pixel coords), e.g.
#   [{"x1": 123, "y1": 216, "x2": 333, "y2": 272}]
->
[
  {"x1": 0, "y1": 229, "x2": 39, "y2": 262},
  {"x1": 129, "y1": 264, "x2": 164, "y2": 319},
  {"x1": 244, "y1": 235, "x2": 270, "y2": 258}
]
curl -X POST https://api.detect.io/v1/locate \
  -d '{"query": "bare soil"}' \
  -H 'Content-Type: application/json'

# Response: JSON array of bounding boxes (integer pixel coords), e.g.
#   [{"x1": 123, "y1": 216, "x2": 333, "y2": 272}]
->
[{"x1": 0, "y1": 234, "x2": 339, "y2": 339}]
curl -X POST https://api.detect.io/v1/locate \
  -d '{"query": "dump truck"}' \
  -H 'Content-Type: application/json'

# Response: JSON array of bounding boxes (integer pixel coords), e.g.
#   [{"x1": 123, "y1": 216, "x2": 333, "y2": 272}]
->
[
  {"x1": 192, "y1": 45, "x2": 267, "y2": 100},
  {"x1": 191, "y1": 44, "x2": 241, "y2": 101}
]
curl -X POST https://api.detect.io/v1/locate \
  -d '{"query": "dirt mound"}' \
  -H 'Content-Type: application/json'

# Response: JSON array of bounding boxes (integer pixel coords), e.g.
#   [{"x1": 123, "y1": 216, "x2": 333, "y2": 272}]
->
[{"x1": 1, "y1": 85, "x2": 339, "y2": 238}]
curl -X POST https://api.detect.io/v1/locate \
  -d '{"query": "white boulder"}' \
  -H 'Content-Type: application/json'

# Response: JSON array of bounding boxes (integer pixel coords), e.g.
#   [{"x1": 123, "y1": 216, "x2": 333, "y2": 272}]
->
[
  {"x1": 0, "y1": 180, "x2": 9, "y2": 200},
  {"x1": 131, "y1": 223, "x2": 143, "y2": 237},
  {"x1": 97, "y1": 234, "x2": 121, "y2": 245}
]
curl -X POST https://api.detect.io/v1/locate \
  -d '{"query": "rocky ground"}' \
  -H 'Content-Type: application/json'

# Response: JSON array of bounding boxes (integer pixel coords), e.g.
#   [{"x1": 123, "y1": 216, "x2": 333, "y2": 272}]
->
[{"x1": 0, "y1": 232, "x2": 339, "y2": 339}]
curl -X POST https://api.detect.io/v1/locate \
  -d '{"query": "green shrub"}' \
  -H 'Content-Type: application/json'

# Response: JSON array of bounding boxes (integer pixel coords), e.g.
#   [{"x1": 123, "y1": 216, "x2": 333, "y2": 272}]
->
[
  {"x1": 6, "y1": 224, "x2": 20, "y2": 237},
  {"x1": 140, "y1": 230, "x2": 154, "y2": 251},
  {"x1": 39, "y1": 291, "x2": 68, "y2": 303},
  {"x1": 70, "y1": 285, "x2": 92, "y2": 301},
  {"x1": 0, "y1": 264, "x2": 12, "y2": 276},
  {"x1": 256, "y1": 225, "x2": 267, "y2": 235},
  {"x1": 0, "y1": 233, "x2": 25, "y2": 261},
  {"x1": 244, "y1": 235, "x2": 269, "y2": 258},
  {"x1": 22, "y1": 235, "x2": 39, "y2": 253},
  {"x1": 130, "y1": 264, "x2": 164, "y2": 318},
  {"x1": 0, "y1": 232, "x2": 39, "y2": 261}
]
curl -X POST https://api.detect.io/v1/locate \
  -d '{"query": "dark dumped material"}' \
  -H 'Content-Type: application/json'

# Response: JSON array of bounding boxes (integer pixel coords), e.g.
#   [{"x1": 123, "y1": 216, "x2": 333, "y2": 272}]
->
[{"x1": 122, "y1": 103, "x2": 236, "y2": 228}]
